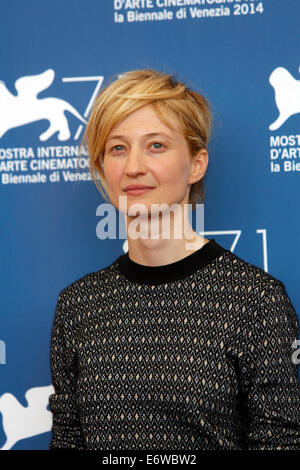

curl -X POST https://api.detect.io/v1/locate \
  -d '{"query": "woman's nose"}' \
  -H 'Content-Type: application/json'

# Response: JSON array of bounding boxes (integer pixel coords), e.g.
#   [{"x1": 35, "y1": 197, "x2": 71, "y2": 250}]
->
[{"x1": 124, "y1": 146, "x2": 147, "y2": 175}]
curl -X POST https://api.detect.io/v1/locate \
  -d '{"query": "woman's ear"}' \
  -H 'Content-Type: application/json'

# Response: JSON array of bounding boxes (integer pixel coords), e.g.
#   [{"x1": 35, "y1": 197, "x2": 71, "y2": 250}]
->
[{"x1": 189, "y1": 148, "x2": 209, "y2": 184}]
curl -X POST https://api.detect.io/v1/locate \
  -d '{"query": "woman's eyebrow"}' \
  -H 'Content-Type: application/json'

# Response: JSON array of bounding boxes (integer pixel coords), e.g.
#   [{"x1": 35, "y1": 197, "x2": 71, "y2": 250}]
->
[{"x1": 106, "y1": 132, "x2": 173, "y2": 142}]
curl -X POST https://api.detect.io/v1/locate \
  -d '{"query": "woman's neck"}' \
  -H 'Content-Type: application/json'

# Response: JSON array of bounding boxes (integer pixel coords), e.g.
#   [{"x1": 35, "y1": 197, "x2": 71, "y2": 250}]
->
[{"x1": 125, "y1": 219, "x2": 209, "y2": 267}]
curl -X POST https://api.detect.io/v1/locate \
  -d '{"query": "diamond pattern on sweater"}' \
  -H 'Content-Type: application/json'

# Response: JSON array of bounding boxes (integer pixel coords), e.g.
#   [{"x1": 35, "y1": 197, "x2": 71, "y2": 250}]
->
[{"x1": 49, "y1": 250, "x2": 300, "y2": 450}]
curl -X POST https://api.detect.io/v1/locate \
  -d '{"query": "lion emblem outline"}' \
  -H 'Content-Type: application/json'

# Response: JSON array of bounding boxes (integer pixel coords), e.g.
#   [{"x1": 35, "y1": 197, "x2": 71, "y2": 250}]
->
[
  {"x1": 269, "y1": 66, "x2": 300, "y2": 131},
  {"x1": 0, "y1": 69, "x2": 87, "y2": 141}
]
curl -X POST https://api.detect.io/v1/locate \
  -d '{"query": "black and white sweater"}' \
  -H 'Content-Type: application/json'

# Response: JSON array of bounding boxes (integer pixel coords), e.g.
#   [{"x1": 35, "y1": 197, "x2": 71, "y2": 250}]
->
[{"x1": 49, "y1": 238, "x2": 300, "y2": 450}]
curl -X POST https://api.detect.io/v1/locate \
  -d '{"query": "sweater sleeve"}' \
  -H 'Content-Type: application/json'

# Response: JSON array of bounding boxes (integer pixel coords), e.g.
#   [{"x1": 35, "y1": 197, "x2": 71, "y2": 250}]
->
[
  {"x1": 48, "y1": 289, "x2": 85, "y2": 449},
  {"x1": 238, "y1": 280, "x2": 300, "y2": 450}
]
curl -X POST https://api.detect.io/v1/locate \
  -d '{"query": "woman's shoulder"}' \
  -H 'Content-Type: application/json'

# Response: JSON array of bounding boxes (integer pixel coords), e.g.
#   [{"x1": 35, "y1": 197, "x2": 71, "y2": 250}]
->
[
  {"x1": 220, "y1": 246, "x2": 286, "y2": 292},
  {"x1": 218, "y1": 249, "x2": 298, "y2": 351},
  {"x1": 58, "y1": 257, "x2": 120, "y2": 305},
  {"x1": 221, "y1": 248, "x2": 297, "y2": 325}
]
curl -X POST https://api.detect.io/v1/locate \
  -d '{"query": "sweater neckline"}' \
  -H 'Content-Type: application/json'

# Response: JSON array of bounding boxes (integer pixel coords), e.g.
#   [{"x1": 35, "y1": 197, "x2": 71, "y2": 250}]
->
[{"x1": 117, "y1": 238, "x2": 227, "y2": 285}]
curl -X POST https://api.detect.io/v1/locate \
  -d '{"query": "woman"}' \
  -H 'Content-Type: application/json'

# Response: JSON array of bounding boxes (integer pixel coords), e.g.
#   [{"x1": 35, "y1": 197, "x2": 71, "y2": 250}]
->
[{"x1": 49, "y1": 69, "x2": 300, "y2": 450}]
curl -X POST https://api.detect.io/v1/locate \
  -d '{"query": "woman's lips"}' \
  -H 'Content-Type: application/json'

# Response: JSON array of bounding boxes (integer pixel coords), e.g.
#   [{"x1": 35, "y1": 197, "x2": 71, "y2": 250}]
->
[{"x1": 124, "y1": 188, "x2": 154, "y2": 196}]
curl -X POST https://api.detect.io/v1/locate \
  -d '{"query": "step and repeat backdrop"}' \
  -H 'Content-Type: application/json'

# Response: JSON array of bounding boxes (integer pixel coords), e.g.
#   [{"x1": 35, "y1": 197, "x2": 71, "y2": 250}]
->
[{"x1": 0, "y1": 0, "x2": 299, "y2": 450}]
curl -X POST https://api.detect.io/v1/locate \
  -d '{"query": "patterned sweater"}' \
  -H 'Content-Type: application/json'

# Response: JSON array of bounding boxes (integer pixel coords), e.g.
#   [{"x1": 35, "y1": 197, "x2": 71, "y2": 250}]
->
[{"x1": 49, "y1": 238, "x2": 300, "y2": 450}]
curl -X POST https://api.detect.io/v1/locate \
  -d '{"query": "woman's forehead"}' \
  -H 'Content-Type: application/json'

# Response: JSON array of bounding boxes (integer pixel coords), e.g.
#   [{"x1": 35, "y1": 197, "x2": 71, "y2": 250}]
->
[{"x1": 107, "y1": 104, "x2": 181, "y2": 137}]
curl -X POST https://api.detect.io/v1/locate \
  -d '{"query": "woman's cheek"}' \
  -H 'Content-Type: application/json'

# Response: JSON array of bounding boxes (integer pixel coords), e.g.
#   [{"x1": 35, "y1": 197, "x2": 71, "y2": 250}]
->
[{"x1": 105, "y1": 162, "x2": 122, "y2": 186}]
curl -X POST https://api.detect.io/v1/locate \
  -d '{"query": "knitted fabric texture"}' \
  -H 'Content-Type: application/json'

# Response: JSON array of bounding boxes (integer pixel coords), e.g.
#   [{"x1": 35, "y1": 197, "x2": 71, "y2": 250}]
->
[{"x1": 49, "y1": 239, "x2": 300, "y2": 450}]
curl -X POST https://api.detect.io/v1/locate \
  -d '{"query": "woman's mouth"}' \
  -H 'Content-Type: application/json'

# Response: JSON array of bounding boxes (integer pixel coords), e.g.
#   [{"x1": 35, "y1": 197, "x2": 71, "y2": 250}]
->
[{"x1": 124, "y1": 188, "x2": 154, "y2": 196}]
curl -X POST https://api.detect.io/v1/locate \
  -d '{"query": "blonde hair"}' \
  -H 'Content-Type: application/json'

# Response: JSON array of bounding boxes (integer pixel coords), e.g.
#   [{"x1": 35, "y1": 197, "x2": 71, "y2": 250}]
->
[{"x1": 82, "y1": 69, "x2": 212, "y2": 210}]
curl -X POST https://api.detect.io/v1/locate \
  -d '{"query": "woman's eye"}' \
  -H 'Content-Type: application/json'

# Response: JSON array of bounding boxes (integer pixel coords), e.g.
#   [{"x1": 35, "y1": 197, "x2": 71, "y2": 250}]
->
[
  {"x1": 151, "y1": 142, "x2": 164, "y2": 150},
  {"x1": 109, "y1": 142, "x2": 165, "y2": 153},
  {"x1": 109, "y1": 145, "x2": 125, "y2": 154}
]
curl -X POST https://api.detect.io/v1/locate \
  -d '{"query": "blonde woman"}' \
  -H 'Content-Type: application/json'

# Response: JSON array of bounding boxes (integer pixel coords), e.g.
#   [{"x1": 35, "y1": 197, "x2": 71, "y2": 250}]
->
[{"x1": 49, "y1": 69, "x2": 300, "y2": 450}]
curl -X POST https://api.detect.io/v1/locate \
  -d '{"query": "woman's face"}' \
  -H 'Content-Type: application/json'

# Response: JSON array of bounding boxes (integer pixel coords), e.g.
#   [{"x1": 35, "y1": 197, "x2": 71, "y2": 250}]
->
[{"x1": 102, "y1": 104, "x2": 207, "y2": 216}]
